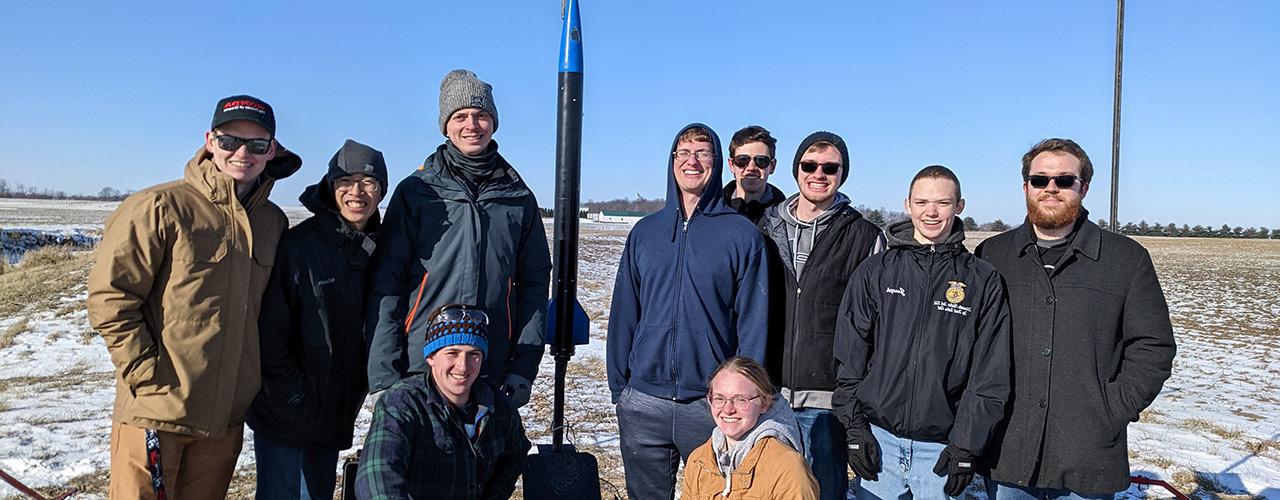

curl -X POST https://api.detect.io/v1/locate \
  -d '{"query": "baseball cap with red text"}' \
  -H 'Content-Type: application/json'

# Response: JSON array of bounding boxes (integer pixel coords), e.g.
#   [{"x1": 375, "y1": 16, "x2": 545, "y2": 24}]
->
[{"x1": 211, "y1": 95, "x2": 275, "y2": 137}]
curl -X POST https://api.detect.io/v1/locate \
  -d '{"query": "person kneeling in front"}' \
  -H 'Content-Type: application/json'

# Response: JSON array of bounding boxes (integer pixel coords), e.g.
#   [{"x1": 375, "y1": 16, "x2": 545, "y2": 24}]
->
[
  {"x1": 355, "y1": 305, "x2": 530, "y2": 499},
  {"x1": 681, "y1": 356, "x2": 818, "y2": 499}
]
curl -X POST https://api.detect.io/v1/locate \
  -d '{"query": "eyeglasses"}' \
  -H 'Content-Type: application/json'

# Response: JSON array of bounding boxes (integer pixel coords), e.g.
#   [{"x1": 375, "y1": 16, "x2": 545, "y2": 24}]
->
[
  {"x1": 214, "y1": 134, "x2": 272, "y2": 155},
  {"x1": 432, "y1": 304, "x2": 489, "y2": 327},
  {"x1": 731, "y1": 155, "x2": 773, "y2": 169},
  {"x1": 1025, "y1": 174, "x2": 1082, "y2": 189},
  {"x1": 708, "y1": 394, "x2": 762, "y2": 410},
  {"x1": 674, "y1": 150, "x2": 715, "y2": 163},
  {"x1": 799, "y1": 161, "x2": 841, "y2": 176},
  {"x1": 335, "y1": 177, "x2": 381, "y2": 193}
]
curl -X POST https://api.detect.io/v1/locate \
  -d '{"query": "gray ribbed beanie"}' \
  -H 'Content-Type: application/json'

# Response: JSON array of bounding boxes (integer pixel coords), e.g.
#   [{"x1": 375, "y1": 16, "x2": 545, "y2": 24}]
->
[{"x1": 438, "y1": 69, "x2": 498, "y2": 135}]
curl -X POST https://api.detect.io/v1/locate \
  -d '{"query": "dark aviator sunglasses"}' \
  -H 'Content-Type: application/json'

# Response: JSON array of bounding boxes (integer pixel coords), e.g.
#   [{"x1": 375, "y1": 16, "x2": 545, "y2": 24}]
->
[{"x1": 731, "y1": 155, "x2": 773, "y2": 169}]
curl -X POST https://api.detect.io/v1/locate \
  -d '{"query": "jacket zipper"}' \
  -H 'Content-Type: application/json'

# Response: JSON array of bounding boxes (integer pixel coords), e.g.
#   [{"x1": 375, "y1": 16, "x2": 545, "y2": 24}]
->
[
  {"x1": 672, "y1": 218, "x2": 689, "y2": 398},
  {"x1": 506, "y1": 277, "x2": 514, "y2": 340},
  {"x1": 404, "y1": 271, "x2": 430, "y2": 333},
  {"x1": 903, "y1": 247, "x2": 936, "y2": 433}
]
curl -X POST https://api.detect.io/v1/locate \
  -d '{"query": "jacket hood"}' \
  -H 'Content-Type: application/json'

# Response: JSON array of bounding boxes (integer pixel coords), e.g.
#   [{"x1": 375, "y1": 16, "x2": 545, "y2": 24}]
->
[
  {"x1": 665, "y1": 123, "x2": 734, "y2": 219},
  {"x1": 711, "y1": 394, "x2": 803, "y2": 481},
  {"x1": 792, "y1": 131, "x2": 850, "y2": 186},
  {"x1": 777, "y1": 192, "x2": 851, "y2": 228},
  {"x1": 886, "y1": 216, "x2": 967, "y2": 249},
  {"x1": 186, "y1": 144, "x2": 299, "y2": 208},
  {"x1": 299, "y1": 139, "x2": 386, "y2": 231}
]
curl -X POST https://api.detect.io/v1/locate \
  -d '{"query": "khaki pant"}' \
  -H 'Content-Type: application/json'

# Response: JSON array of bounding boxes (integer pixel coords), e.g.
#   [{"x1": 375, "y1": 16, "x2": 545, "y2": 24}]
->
[{"x1": 109, "y1": 421, "x2": 243, "y2": 500}]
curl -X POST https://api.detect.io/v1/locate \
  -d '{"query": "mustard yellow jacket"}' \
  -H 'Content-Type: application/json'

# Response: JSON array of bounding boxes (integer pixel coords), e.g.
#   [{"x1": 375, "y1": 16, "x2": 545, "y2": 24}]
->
[
  {"x1": 88, "y1": 146, "x2": 298, "y2": 438},
  {"x1": 681, "y1": 436, "x2": 819, "y2": 500}
]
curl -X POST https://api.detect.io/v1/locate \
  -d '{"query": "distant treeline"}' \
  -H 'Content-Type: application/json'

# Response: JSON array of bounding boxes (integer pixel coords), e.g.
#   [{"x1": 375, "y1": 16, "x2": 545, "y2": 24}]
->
[
  {"x1": 0, "y1": 178, "x2": 131, "y2": 201},
  {"x1": 1094, "y1": 219, "x2": 1276, "y2": 240}
]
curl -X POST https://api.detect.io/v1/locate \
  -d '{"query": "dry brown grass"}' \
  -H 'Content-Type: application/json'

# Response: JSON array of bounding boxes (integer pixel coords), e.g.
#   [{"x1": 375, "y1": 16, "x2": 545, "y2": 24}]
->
[
  {"x1": 0, "y1": 316, "x2": 29, "y2": 348},
  {"x1": 20, "y1": 245, "x2": 79, "y2": 267},
  {"x1": 0, "y1": 249, "x2": 92, "y2": 317},
  {"x1": 1179, "y1": 417, "x2": 1246, "y2": 440}
]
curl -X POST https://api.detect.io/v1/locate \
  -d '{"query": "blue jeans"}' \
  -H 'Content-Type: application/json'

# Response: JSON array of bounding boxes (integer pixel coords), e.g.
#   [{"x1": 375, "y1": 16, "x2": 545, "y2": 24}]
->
[
  {"x1": 253, "y1": 432, "x2": 340, "y2": 500},
  {"x1": 994, "y1": 482, "x2": 1116, "y2": 500},
  {"x1": 856, "y1": 424, "x2": 993, "y2": 500},
  {"x1": 795, "y1": 407, "x2": 852, "y2": 500},
  {"x1": 615, "y1": 386, "x2": 715, "y2": 500}
]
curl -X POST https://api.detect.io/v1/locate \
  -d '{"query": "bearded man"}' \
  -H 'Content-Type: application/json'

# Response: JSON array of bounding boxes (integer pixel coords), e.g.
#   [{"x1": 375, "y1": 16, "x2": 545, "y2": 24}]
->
[{"x1": 974, "y1": 138, "x2": 1176, "y2": 498}]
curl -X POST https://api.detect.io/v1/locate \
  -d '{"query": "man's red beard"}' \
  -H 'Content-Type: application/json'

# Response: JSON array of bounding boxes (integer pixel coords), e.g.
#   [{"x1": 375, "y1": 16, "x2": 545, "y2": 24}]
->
[{"x1": 1026, "y1": 192, "x2": 1081, "y2": 230}]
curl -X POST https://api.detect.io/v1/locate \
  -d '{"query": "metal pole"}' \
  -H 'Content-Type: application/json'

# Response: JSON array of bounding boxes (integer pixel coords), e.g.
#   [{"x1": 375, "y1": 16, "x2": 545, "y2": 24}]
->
[{"x1": 1110, "y1": 0, "x2": 1125, "y2": 231}]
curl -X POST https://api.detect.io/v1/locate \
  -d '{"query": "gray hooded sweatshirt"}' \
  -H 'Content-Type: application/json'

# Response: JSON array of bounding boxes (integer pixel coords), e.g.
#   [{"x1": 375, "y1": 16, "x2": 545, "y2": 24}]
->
[
  {"x1": 710, "y1": 394, "x2": 804, "y2": 497},
  {"x1": 776, "y1": 192, "x2": 853, "y2": 278}
]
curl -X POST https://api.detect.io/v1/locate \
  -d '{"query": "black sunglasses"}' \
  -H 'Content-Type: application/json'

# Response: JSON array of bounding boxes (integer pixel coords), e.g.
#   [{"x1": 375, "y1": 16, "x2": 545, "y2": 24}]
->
[
  {"x1": 1025, "y1": 174, "x2": 1081, "y2": 189},
  {"x1": 214, "y1": 134, "x2": 273, "y2": 155},
  {"x1": 799, "y1": 161, "x2": 841, "y2": 176},
  {"x1": 731, "y1": 155, "x2": 773, "y2": 169}
]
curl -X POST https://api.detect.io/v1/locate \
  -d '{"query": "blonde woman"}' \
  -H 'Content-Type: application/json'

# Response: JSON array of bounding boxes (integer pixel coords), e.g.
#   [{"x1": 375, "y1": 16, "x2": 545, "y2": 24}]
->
[{"x1": 681, "y1": 357, "x2": 818, "y2": 499}]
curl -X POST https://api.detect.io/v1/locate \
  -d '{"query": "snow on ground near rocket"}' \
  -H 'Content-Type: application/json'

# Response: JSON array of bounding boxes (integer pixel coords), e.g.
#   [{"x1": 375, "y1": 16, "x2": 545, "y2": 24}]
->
[{"x1": 0, "y1": 200, "x2": 1277, "y2": 498}]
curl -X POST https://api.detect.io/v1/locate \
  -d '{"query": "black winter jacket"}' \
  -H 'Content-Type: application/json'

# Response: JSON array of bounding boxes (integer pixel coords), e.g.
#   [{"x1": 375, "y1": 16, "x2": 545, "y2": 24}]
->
[
  {"x1": 247, "y1": 171, "x2": 379, "y2": 450},
  {"x1": 760, "y1": 203, "x2": 883, "y2": 409},
  {"x1": 833, "y1": 220, "x2": 1011, "y2": 455},
  {"x1": 366, "y1": 145, "x2": 551, "y2": 392},
  {"x1": 723, "y1": 181, "x2": 785, "y2": 225},
  {"x1": 975, "y1": 217, "x2": 1175, "y2": 495}
]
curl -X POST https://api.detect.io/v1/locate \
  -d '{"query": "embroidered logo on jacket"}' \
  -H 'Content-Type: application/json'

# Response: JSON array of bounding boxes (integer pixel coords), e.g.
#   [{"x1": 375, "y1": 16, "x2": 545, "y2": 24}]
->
[
  {"x1": 945, "y1": 280, "x2": 967, "y2": 304},
  {"x1": 886, "y1": 287, "x2": 906, "y2": 297}
]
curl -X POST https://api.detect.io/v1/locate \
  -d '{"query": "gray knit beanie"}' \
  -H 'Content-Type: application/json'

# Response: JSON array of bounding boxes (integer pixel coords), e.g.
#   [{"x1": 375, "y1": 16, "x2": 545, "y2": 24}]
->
[{"x1": 438, "y1": 69, "x2": 499, "y2": 135}]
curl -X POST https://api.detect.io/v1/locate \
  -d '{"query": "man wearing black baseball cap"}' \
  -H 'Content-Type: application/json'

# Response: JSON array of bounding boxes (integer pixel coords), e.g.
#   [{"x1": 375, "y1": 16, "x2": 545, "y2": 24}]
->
[{"x1": 89, "y1": 94, "x2": 301, "y2": 499}]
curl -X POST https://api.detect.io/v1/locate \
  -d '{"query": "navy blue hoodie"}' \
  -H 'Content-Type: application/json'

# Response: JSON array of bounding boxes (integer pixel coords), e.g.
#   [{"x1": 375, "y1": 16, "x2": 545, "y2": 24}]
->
[{"x1": 606, "y1": 124, "x2": 770, "y2": 403}]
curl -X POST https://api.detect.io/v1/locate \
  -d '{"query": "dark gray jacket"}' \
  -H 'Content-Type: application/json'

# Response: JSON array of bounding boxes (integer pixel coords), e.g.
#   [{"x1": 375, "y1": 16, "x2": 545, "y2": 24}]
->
[
  {"x1": 366, "y1": 145, "x2": 551, "y2": 392},
  {"x1": 975, "y1": 217, "x2": 1176, "y2": 494}
]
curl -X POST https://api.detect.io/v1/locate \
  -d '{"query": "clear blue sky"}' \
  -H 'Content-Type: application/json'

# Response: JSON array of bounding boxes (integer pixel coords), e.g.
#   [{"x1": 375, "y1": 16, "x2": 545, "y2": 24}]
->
[{"x1": 2, "y1": 1, "x2": 1277, "y2": 228}]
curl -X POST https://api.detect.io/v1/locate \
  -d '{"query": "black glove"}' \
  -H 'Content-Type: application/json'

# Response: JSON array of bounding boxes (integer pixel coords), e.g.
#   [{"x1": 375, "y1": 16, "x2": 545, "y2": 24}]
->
[
  {"x1": 846, "y1": 423, "x2": 881, "y2": 481},
  {"x1": 931, "y1": 444, "x2": 977, "y2": 497}
]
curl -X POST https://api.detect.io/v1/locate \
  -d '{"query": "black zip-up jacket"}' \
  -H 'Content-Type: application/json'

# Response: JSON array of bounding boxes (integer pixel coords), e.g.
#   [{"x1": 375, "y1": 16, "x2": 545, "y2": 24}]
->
[
  {"x1": 723, "y1": 181, "x2": 785, "y2": 225},
  {"x1": 247, "y1": 170, "x2": 380, "y2": 450},
  {"x1": 833, "y1": 220, "x2": 1011, "y2": 455},
  {"x1": 760, "y1": 202, "x2": 883, "y2": 408},
  {"x1": 975, "y1": 216, "x2": 1175, "y2": 494}
]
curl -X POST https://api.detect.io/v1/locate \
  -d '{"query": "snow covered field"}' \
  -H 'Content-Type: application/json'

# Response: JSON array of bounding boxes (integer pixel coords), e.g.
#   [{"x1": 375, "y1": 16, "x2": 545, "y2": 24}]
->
[{"x1": 0, "y1": 199, "x2": 1277, "y2": 498}]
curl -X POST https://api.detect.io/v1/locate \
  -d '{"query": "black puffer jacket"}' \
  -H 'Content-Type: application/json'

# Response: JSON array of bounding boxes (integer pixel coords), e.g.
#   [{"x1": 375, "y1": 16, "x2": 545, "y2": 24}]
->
[
  {"x1": 833, "y1": 220, "x2": 1011, "y2": 455},
  {"x1": 246, "y1": 161, "x2": 380, "y2": 450},
  {"x1": 975, "y1": 217, "x2": 1175, "y2": 494},
  {"x1": 760, "y1": 202, "x2": 883, "y2": 409}
]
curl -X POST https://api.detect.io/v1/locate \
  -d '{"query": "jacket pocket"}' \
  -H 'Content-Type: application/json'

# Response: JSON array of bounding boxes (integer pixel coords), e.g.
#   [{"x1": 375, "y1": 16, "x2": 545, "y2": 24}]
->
[
  {"x1": 172, "y1": 231, "x2": 226, "y2": 263},
  {"x1": 629, "y1": 325, "x2": 675, "y2": 384}
]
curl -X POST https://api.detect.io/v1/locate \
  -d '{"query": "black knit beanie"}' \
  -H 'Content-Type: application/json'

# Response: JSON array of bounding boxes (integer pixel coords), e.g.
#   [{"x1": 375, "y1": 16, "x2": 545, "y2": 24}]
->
[{"x1": 792, "y1": 131, "x2": 851, "y2": 186}]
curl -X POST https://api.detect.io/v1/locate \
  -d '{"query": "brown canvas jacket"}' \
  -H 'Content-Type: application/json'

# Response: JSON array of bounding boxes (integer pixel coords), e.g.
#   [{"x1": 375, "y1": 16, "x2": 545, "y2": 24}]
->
[
  {"x1": 680, "y1": 437, "x2": 819, "y2": 500},
  {"x1": 88, "y1": 145, "x2": 298, "y2": 438}
]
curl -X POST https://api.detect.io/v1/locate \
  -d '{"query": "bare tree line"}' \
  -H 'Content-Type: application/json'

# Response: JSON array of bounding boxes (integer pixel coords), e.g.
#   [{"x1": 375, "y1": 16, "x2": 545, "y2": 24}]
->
[{"x1": 0, "y1": 178, "x2": 132, "y2": 201}]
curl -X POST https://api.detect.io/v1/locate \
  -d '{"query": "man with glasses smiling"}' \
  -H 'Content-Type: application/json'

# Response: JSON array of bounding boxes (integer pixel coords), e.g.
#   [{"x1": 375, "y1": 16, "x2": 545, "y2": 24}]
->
[
  {"x1": 759, "y1": 131, "x2": 885, "y2": 500},
  {"x1": 723, "y1": 125, "x2": 786, "y2": 224},
  {"x1": 975, "y1": 139, "x2": 1176, "y2": 499},
  {"x1": 247, "y1": 139, "x2": 388, "y2": 499},
  {"x1": 89, "y1": 94, "x2": 300, "y2": 499},
  {"x1": 607, "y1": 123, "x2": 769, "y2": 500}
]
